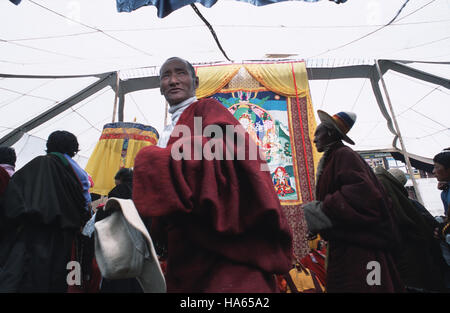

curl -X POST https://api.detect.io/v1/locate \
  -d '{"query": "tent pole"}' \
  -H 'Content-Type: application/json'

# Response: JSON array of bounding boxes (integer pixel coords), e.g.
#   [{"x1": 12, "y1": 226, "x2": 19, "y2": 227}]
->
[
  {"x1": 375, "y1": 60, "x2": 424, "y2": 205},
  {"x1": 112, "y1": 71, "x2": 120, "y2": 123},
  {"x1": 0, "y1": 73, "x2": 115, "y2": 147}
]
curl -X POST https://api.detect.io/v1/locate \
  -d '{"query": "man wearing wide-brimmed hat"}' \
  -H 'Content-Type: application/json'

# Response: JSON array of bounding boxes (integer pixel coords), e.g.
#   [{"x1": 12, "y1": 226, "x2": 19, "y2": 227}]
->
[{"x1": 302, "y1": 110, "x2": 405, "y2": 293}]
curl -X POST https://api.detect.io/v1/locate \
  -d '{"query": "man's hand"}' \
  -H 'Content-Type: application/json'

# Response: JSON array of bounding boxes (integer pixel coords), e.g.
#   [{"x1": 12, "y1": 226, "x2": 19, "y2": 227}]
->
[
  {"x1": 433, "y1": 227, "x2": 440, "y2": 239},
  {"x1": 302, "y1": 200, "x2": 332, "y2": 234}
]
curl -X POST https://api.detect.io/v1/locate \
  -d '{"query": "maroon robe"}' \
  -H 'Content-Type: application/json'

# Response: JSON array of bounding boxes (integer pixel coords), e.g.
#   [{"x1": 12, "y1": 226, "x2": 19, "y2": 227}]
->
[
  {"x1": 0, "y1": 167, "x2": 9, "y2": 196},
  {"x1": 317, "y1": 143, "x2": 404, "y2": 292},
  {"x1": 133, "y1": 98, "x2": 293, "y2": 292}
]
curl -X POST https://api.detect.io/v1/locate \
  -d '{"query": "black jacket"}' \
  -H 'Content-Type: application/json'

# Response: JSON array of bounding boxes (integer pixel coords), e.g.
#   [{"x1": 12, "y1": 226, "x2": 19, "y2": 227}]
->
[{"x1": 0, "y1": 154, "x2": 86, "y2": 292}]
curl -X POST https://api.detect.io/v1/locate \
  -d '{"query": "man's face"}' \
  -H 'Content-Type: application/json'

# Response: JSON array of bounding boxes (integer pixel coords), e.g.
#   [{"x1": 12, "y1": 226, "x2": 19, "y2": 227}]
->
[
  {"x1": 159, "y1": 58, "x2": 198, "y2": 106},
  {"x1": 433, "y1": 162, "x2": 450, "y2": 182},
  {"x1": 313, "y1": 124, "x2": 330, "y2": 153}
]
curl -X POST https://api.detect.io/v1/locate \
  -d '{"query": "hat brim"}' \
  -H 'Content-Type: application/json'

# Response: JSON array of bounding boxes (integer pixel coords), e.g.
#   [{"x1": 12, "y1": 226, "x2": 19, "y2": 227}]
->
[
  {"x1": 317, "y1": 110, "x2": 355, "y2": 145},
  {"x1": 105, "y1": 198, "x2": 166, "y2": 293}
]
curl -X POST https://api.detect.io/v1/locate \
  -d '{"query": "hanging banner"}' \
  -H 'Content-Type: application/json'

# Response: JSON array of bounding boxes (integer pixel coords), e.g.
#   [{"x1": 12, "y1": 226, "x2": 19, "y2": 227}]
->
[
  {"x1": 85, "y1": 122, "x2": 159, "y2": 196},
  {"x1": 196, "y1": 61, "x2": 319, "y2": 261}
]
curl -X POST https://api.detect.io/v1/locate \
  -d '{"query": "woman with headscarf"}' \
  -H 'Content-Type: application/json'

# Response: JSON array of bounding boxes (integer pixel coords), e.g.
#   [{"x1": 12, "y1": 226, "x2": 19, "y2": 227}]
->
[{"x1": 0, "y1": 131, "x2": 89, "y2": 292}]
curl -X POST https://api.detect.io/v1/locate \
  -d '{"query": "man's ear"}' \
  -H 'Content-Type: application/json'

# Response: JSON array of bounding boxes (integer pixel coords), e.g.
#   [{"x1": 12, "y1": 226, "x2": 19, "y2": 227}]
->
[{"x1": 194, "y1": 76, "x2": 199, "y2": 89}]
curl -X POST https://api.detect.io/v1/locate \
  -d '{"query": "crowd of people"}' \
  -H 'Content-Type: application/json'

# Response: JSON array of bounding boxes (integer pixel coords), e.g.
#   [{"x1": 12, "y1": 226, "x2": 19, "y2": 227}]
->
[{"x1": 0, "y1": 57, "x2": 448, "y2": 293}]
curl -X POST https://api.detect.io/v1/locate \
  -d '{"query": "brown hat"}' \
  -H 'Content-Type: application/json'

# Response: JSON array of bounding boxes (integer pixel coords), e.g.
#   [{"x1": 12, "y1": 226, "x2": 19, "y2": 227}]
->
[{"x1": 317, "y1": 110, "x2": 357, "y2": 145}]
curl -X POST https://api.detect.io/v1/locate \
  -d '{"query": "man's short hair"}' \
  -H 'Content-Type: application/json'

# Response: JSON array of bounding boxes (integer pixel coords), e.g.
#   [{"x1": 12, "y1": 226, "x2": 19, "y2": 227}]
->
[
  {"x1": 0, "y1": 146, "x2": 16, "y2": 166},
  {"x1": 46, "y1": 130, "x2": 79, "y2": 157},
  {"x1": 114, "y1": 167, "x2": 133, "y2": 183},
  {"x1": 433, "y1": 148, "x2": 450, "y2": 169},
  {"x1": 160, "y1": 57, "x2": 197, "y2": 81}
]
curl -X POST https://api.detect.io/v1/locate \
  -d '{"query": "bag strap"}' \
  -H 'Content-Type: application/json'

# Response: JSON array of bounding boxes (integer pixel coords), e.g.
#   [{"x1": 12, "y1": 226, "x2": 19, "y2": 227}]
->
[
  {"x1": 293, "y1": 262, "x2": 324, "y2": 293},
  {"x1": 310, "y1": 271, "x2": 324, "y2": 293},
  {"x1": 295, "y1": 262, "x2": 309, "y2": 275},
  {"x1": 283, "y1": 272, "x2": 299, "y2": 293}
]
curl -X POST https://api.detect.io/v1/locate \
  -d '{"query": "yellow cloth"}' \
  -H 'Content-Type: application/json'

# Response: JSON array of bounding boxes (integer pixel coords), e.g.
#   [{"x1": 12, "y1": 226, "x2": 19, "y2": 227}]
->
[
  {"x1": 196, "y1": 62, "x2": 310, "y2": 98},
  {"x1": 286, "y1": 267, "x2": 325, "y2": 293},
  {"x1": 308, "y1": 234, "x2": 322, "y2": 250},
  {"x1": 305, "y1": 93, "x2": 322, "y2": 175},
  {"x1": 85, "y1": 122, "x2": 158, "y2": 196},
  {"x1": 195, "y1": 64, "x2": 241, "y2": 99},
  {"x1": 244, "y1": 62, "x2": 310, "y2": 98}
]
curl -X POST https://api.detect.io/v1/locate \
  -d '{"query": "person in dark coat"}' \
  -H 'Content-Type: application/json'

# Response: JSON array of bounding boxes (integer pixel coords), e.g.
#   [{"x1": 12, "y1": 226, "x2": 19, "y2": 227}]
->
[
  {"x1": 0, "y1": 131, "x2": 89, "y2": 292},
  {"x1": 376, "y1": 166, "x2": 445, "y2": 292},
  {"x1": 0, "y1": 167, "x2": 9, "y2": 199},
  {"x1": 302, "y1": 110, "x2": 404, "y2": 293},
  {"x1": 109, "y1": 168, "x2": 133, "y2": 199}
]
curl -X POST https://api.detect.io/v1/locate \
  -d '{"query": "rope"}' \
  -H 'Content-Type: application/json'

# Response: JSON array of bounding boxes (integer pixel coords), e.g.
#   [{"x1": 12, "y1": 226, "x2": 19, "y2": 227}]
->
[{"x1": 190, "y1": 4, "x2": 231, "y2": 62}]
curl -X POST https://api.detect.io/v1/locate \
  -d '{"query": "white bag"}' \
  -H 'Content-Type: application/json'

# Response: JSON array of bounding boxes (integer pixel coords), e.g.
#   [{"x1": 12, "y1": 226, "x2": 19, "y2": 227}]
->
[{"x1": 94, "y1": 198, "x2": 166, "y2": 293}]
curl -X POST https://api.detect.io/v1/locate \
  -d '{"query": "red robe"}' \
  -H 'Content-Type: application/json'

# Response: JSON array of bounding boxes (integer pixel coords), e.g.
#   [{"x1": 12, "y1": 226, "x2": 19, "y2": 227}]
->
[
  {"x1": 317, "y1": 143, "x2": 404, "y2": 292},
  {"x1": 0, "y1": 166, "x2": 10, "y2": 196},
  {"x1": 133, "y1": 98, "x2": 293, "y2": 292}
]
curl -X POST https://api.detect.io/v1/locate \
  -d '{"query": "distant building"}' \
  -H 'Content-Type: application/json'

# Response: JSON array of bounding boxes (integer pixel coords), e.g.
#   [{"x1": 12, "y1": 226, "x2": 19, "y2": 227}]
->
[
  {"x1": 359, "y1": 151, "x2": 425, "y2": 178},
  {"x1": 357, "y1": 151, "x2": 442, "y2": 216},
  {"x1": 359, "y1": 151, "x2": 423, "y2": 200}
]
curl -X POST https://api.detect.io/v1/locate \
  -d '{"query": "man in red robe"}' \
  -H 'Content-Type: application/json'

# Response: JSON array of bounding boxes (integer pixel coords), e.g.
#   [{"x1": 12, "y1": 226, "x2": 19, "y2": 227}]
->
[
  {"x1": 132, "y1": 57, "x2": 293, "y2": 292},
  {"x1": 302, "y1": 110, "x2": 404, "y2": 293},
  {"x1": 0, "y1": 167, "x2": 10, "y2": 203}
]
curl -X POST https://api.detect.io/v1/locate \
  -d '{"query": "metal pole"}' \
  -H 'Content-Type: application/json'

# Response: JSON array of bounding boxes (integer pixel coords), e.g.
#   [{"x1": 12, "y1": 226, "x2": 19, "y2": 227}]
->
[
  {"x1": 112, "y1": 71, "x2": 120, "y2": 123},
  {"x1": 375, "y1": 60, "x2": 424, "y2": 205},
  {"x1": 0, "y1": 73, "x2": 115, "y2": 146}
]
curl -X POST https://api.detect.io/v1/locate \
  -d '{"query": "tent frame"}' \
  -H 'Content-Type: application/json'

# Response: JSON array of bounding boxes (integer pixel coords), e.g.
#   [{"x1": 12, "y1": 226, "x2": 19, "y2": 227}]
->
[
  {"x1": 1, "y1": 59, "x2": 449, "y2": 159},
  {"x1": 0, "y1": 72, "x2": 117, "y2": 146}
]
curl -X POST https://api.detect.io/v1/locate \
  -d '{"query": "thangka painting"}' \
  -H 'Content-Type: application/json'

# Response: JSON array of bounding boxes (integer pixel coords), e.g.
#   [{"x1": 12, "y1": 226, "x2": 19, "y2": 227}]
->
[
  {"x1": 214, "y1": 91, "x2": 301, "y2": 203},
  {"x1": 195, "y1": 62, "x2": 320, "y2": 261}
]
